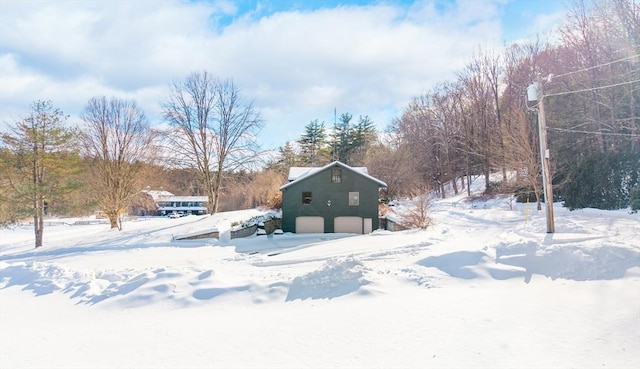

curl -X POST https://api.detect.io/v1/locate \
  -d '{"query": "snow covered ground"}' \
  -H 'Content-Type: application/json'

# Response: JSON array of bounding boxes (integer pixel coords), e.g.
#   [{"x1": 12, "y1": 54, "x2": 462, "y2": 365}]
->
[{"x1": 1, "y1": 184, "x2": 639, "y2": 368}]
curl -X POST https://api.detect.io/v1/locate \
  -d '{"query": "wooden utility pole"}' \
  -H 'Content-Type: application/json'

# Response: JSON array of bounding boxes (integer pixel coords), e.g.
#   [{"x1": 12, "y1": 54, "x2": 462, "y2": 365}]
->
[{"x1": 535, "y1": 77, "x2": 555, "y2": 233}]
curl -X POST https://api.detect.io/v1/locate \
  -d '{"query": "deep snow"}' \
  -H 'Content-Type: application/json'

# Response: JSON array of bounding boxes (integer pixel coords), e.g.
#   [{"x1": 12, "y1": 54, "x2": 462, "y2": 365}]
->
[{"x1": 1, "y1": 182, "x2": 639, "y2": 368}]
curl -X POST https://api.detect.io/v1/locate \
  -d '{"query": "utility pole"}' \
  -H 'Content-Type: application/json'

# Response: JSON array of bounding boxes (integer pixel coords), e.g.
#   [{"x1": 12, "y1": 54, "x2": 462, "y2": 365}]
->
[
  {"x1": 333, "y1": 107, "x2": 338, "y2": 161},
  {"x1": 528, "y1": 76, "x2": 555, "y2": 233}
]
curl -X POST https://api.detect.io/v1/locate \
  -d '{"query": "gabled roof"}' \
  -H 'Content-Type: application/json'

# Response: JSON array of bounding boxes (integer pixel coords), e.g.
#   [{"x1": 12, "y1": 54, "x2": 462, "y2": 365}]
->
[
  {"x1": 142, "y1": 190, "x2": 208, "y2": 202},
  {"x1": 280, "y1": 161, "x2": 387, "y2": 190},
  {"x1": 287, "y1": 165, "x2": 368, "y2": 181},
  {"x1": 143, "y1": 190, "x2": 175, "y2": 201}
]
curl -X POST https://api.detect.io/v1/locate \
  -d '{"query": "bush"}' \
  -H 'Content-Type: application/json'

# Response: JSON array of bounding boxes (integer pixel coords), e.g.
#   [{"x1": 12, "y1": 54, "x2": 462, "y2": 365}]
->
[
  {"x1": 513, "y1": 186, "x2": 538, "y2": 203},
  {"x1": 398, "y1": 195, "x2": 432, "y2": 230},
  {"x1": 485, "y1": 180, "x2": 505, "y2": 195},
  {"x1": 561, "y1": 152, "x2": 640, "y2": 210},
  {"x1": 630, "y1": 187, "x2": 640, "y2": 213}
]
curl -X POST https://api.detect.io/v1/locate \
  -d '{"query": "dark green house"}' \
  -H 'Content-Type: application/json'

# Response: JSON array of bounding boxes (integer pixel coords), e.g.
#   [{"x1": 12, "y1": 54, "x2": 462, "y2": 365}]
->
[{"x1": 280, "y1": 161, "x2": 387, "y2": 234}]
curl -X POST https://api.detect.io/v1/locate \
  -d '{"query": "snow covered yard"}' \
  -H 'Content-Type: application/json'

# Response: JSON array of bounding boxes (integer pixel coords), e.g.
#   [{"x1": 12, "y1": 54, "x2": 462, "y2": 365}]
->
[{"x1": 1, "y1": 198, "x2": 639, "y2": 368}]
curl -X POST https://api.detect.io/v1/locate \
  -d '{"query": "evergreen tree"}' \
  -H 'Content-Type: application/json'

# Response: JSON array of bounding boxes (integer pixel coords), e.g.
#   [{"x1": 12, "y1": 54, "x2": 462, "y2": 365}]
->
[
  {"x1": 278, "y1": 142, "x2": 299, "y2": 168},
  {"x1": 267, "y1": 141, "x2": 301, "y2": 176},
  {"x1": 0, "y1": 100, "x2": 79, "y2": 247},
  {"x1": 331, "y1": 112, "x2": 353, "y2": 163},
  {"x1": 562, "y1": 151, "x2": 640, "y2": 210},
  {"x1": 348, "y1": 115, "x2": 377, "y2": 165},
  {"x1": 297, "y1": 119, "x2": 329, "y2": 166}
]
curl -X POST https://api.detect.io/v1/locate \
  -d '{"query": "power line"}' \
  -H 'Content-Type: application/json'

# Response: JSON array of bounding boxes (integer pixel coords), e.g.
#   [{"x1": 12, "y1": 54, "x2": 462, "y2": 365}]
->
[
  {"x1": 551, "y1": 54, "x2": 640, "y2": 80},
  {"x1": 548, "y1": 126, "x2": 640, "y2": 137},
  {"x1": 544, "y1": 79, "x2": 640, "y2": 97}
]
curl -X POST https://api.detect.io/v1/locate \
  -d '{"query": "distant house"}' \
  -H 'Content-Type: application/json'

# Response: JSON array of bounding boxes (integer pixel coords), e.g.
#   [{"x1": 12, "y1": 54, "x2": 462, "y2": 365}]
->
[
  {"x1": 132, "y1": 190, "x2": 209, "y2": 216},
  {"x1": 280, "y1": 161, "x2": 387, "y2": 234}
]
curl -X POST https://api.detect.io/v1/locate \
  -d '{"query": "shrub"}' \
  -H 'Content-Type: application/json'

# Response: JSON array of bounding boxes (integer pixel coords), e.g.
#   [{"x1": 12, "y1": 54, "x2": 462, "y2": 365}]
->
[
  {"x1": 561, "y1": 152, "x2": 640, "y2": 210},
  {"x1": 630, "y1": 187, "x2": 640, "y2": 213},
  {"x1": 399, "y1": 194, "x2": 432, "y2": 230}
]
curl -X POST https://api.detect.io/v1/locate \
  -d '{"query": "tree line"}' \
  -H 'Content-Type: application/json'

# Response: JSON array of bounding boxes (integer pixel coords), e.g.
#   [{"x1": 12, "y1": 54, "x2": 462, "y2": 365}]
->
[
  {"x1": 1, "y1": 0, "x2": 638, "y2": 248},
  {"x1": 269, "y1": 0, "x2": 639, "y2": 211},
  {"x1": 0, "y1": 72, "x2": 263, "y2": 247}
]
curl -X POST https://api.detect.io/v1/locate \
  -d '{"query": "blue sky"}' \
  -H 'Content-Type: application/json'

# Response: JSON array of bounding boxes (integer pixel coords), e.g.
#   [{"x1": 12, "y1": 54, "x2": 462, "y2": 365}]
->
[{"x1": 0, "y1": 0, "x2": 567, "y2": 151}]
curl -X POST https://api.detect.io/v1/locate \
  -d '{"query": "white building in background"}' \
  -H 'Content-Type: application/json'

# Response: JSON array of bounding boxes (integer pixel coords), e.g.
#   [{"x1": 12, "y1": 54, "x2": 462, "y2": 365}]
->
[{"x1": 142, "y1": 190, "x2": 209, "y2": 216}]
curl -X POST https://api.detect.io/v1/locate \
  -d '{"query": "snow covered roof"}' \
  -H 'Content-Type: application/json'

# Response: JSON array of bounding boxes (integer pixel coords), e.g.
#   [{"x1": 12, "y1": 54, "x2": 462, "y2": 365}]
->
[
  {"x1": 281, "y1": 161, "x2": 387, "y2": 190},
  {"x1": 287, "y1": 165, "x2": 367, "y2": 181},
  {"x1": 143, "y1": 190, "x2": 175, "y2": 201},
  {"x1": 143, "y1": 190, "x2": 208, "y2": 202},
  {"x1": 161, "y1": 195, "x2": 208, "y2": 202}
]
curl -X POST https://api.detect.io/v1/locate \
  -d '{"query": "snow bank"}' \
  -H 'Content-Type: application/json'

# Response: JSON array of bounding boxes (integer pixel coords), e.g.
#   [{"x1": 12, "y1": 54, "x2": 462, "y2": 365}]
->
[
  {"x1": 1, "y1": 194, "x2": 639, "y2": 369},
  {"x1": 286, "y1": 257, "x2": 370, "y2": 301}
]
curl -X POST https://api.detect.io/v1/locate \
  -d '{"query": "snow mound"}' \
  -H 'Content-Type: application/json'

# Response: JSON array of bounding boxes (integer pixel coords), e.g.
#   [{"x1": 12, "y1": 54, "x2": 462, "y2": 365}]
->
[{"x1": 286, "y1": 257, "x2": 370, "y2": 301}]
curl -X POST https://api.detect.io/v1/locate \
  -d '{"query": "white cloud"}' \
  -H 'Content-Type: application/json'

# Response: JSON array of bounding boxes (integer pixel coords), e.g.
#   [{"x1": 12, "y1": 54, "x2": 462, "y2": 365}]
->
[{"x1": 0, "y1": 0, "x2": 535, "y2": 148}]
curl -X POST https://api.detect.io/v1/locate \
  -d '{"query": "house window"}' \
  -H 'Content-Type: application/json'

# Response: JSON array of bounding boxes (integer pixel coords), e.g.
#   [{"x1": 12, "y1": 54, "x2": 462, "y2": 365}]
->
[
  {"x1": 302, "y1": 192, "x2": 312, "y2": 204},
  {"x1": 331, "y1": 168, "x2": 341, "y2": 183},
  {"x1": 349, "y1": 192, "x2": 359, "y2": 206}
]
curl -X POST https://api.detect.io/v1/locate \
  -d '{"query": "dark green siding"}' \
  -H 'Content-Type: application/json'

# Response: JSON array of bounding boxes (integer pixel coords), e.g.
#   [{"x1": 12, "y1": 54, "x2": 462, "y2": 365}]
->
[{"x1": 281, "y1": 165, "x2": 382, "y2": 233}]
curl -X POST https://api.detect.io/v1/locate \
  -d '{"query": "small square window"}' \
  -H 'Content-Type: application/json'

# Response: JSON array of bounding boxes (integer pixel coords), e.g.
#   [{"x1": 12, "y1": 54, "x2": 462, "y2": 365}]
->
[
  {"x1": 349, "y1": 192, "x2": 359, "y2": 206},
  {"x1": 331, "y1": 168, "x2": 341, "y2": 183},
  {"x1": 302, "y1": 192, "x2": 312, "y2": 204}
]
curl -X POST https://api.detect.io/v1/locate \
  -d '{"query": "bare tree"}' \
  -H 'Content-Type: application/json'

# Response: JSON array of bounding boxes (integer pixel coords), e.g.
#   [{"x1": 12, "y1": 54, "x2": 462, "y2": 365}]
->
[
  {"x1": 223, "y1": 170, "x2": 286, "y2": 210},
  {"x1": 1, "y1": 101, "x2": 78, "y2": 247},
  {"x1": 364, "y1": 134, "x2": 420, "y2": 200},
  {"x1": 457, "y1": 50, "x2": 505, "y2": 191},
  {"x1": 161, "y1": 71, "x2": 263, "y2": 214},
  {"x1": 80, "y1": 96, "x2": 156, "y2": 230},
  {"x1": 501, "y1": 40, "x2": 547, "y2": 210},
  {"x1": 394, "y1": 193, "x2": 433, "y2": 230},
  {"x1": 503, "y1": 110, "x2": 544, "y2": 209}
]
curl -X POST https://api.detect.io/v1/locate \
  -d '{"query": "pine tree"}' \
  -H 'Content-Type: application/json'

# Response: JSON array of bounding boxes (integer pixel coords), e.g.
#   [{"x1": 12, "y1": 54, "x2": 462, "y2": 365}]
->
[
  {"x1": 270, "y1": 141, "x2": 300, "y2": 175},
  {"x1": 0, "y1": 101, "x2": 79, "y2": 247},
  {"x1": 331, "y1": 112, "x2": 353, "y2": 163},
  {"x1": 297, "y1": 119, "x2": 329, "y2": 166},
  {"x1": 348, "y1": 115, "x2": 377, "y2": 165}
]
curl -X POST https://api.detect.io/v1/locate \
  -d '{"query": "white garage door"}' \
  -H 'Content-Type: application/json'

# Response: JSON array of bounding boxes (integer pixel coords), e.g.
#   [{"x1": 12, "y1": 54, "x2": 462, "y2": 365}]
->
[
  {"x1": 334, "y1": 216, "x2": 363, "y2": 234},
  {"x1": 296, "y1": 216, "x2": 324, "y2": 233}
]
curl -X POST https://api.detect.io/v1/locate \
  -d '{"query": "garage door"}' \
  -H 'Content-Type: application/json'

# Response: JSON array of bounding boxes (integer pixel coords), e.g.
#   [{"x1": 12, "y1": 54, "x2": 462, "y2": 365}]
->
[
  {"x1": 296, "y1": 216, "x2": 324, "y2": 233},
  {"x1": 334, "y1": 216, "x2": 363, "y2": 234}
]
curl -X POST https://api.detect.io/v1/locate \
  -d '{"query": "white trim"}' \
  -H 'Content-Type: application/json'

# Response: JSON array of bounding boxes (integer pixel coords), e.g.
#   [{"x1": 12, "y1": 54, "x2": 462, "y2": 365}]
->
[{"x1": 280, "y1": 161, "x2": 387, "y2": 190}]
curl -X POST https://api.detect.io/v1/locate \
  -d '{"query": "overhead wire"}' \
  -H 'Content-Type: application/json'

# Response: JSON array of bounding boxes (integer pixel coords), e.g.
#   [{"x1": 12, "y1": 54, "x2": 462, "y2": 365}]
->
[
  {"x1": 548, "y1": 126, "x2": 640, "y2": 137},
  {"x1": 550, "y1": 54, "x2": 640, "y2": 80},
  {"x1": 544, "y1": 79, "x2": 640, "y2": 97}
]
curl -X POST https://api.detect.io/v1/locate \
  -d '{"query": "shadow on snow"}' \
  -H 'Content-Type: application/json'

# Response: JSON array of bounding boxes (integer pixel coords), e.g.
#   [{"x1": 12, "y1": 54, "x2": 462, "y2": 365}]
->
[{"x1": 417, "y1": 242, "x2": 640, "y2": 283}]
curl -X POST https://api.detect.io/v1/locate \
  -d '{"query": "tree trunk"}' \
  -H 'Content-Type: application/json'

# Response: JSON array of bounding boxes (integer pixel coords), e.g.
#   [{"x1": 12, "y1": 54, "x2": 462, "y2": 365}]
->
[
  {"x1": 466, "y1": 166, "x2": 471, "y2": 197},
  {"x1": 452, "y1": 173, "x2": 459, "y2": 194},
  {"x1": 205, "y1": 184, "x2": 216, "y2": 214},
  {"x1": 213, "y1": 163, "x2": 225, "y2": 214},
  {"x1": 106, "y1": 211, "x2": 119, "y2": 229},
  {"x1": 33, "y1": 161, "x2": 44, "y2": 248},
  {"x1": 34, "y1": 214, "x2": 43, "y2": 248},
  {"x1": 484, "y1": 165, "x2": 490, "y2": 191}
]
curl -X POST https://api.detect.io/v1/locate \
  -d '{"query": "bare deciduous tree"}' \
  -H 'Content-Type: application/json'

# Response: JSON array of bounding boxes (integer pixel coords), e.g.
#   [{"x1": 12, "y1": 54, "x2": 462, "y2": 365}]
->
[
  {"x1": 223, "y1": 170, "x2": 285, "y2": 210},
  {"x1": 458, "y1": 52, "x2": 502, "y2": 191},
  {"x1": 364, "y1": 134, "x2": 419, "y2": 200},
  {"x1": 80, "y1": 96, "x2": 156, "y2": 230},
  {"x1": 501, "y1": 40, "x2": 547, "y2": 210},
  {"x1": 161, "y1": 71, "x2": 263, "y2": 214},
  {"x1": 503, "y1": 110, "x2": 544, "y2": 209},
  {"x1": 394, "y1": 193, "x2": 433, "y2": 230}
]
